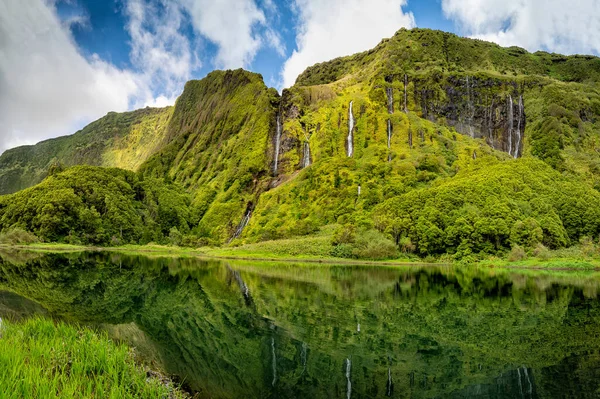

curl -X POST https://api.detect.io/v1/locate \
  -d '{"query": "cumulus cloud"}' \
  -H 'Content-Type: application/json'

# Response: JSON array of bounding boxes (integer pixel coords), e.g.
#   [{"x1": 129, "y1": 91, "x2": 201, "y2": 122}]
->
[
  {"x1": 180, "y1": 0, "x2": 283, "y2": 69},
  {"x1": 281, "y1": 0, "x2": 415, "y2": 88},
  {"x1": 0, "y1": 0, "x2": 283, "y2": 152},
  {"x1": 125, "y1": 0, "x2": 198, "y2": 106},
  {"x1": 441, "y1": 0, "x2": 600, "y2": 55},
  {"x1": 0, "y1": 0, "x2": 139, "y2": 151}
]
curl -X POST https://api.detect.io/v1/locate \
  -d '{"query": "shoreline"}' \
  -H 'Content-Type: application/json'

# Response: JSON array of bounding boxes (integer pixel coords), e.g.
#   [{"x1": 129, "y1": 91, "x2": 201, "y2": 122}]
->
[{"x1": 2, "y1": 243, "x2": 600, "y2": 271}]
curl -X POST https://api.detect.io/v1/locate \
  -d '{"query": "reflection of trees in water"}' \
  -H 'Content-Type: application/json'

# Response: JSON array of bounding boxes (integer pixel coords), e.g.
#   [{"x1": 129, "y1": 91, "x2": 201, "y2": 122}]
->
[{"x1": 0, "y1": 252, "x2": 599, "y2": 398}]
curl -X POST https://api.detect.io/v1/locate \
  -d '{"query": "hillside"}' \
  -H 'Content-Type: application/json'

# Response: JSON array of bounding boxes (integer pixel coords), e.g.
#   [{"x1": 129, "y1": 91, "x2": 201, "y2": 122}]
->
[
  {"x1": 2, "y1": 28, "x2": 600, "y2": 259},
  {"x1": 0, "y1": 107, "x2": 172, "y2": 194}
]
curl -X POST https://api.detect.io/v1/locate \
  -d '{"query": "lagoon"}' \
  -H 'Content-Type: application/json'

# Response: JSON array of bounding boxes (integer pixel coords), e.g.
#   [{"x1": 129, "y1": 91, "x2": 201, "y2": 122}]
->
[{"x1": 0, "y1": 251, "x2": 599, "y2": 398}]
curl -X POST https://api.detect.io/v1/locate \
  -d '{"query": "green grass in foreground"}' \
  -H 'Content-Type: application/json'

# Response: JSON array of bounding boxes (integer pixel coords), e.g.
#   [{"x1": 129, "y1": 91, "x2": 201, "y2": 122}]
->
[{"x1": 0, "y1": 318, "x2": 187, "y2": 398}]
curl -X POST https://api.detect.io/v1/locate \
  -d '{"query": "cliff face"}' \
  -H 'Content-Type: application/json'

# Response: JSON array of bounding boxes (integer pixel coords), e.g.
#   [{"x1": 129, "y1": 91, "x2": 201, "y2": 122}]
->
[
  {"x1": 138, "y1": 69, "x2": 279, "y2": 243},
  {"x1": 409, "y1": 74, "x2": 526, "y2": 157}
]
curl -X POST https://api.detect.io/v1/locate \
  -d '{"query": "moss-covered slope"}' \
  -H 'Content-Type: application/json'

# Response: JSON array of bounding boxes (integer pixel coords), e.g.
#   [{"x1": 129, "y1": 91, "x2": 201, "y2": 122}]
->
[
  {"x1": 0, "y1": 107, "x2": 173, "y2": 194},
  {"x1": 139, "y1": 69, "x2": 279, "y2": 244}
]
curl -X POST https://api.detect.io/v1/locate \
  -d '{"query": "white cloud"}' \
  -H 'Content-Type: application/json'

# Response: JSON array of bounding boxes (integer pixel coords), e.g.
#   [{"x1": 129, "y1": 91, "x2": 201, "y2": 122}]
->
[
  {"x1": 0, "y1": 0, "x2": 139, "y2": 152},
  {"x1": 442, "y1": 0, "x2": 600, "y2": 55},
  {"x1": 125, "y1": 0, "x2": 198, "y2": 106},
  {"x1": 281, "y1": 0, "x2": 415, "y2": 88},
  {"x1": 179, "y1": 0, "x2": 279, "y2": 69},
  {"x1": 0, "y1": 0, "x2": 285, "y2": 153}
]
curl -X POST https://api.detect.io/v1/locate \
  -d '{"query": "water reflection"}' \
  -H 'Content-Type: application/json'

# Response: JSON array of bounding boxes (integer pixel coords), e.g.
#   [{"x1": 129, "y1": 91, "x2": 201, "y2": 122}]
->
[{"x1": 0, "y1": 251, "x2": 599, "y2": 398}]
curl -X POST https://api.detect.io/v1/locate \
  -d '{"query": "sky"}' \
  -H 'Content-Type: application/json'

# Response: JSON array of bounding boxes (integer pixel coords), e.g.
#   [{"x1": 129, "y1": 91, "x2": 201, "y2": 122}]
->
[{"x1": 1, "y1": 0, "x2": 600, "y2": 153}]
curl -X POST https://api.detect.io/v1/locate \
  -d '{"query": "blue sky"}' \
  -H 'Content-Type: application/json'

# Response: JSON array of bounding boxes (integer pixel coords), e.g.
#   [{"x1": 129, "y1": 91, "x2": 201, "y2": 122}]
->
[
  {"x1": 1, "y1": 0, "x2": 599, "y2": 151},
  {"x1": 56, "y1": 0, "x2": 454, "y2": 89}
]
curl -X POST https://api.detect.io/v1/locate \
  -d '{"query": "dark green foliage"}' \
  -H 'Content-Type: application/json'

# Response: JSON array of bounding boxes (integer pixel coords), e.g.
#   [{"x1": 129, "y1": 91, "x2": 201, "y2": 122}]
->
[
  {"x1": 0, "y1": 166, "x2": 190, "y2": 245},
  {"x1": 373, "y1": 158, "x2": 600, "y2": 258}
]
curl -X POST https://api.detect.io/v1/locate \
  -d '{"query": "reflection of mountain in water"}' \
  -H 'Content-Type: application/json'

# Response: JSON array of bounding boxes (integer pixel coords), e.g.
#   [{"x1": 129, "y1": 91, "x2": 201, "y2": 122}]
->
[{"x1": 0, "y1": 251, "x2": 600, "y2": 398}]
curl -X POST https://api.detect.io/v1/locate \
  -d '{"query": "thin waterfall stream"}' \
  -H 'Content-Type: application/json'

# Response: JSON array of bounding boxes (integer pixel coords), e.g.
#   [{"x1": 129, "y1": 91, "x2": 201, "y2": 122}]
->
[
  {"x1": 347, "y1": 101, "x2": 354, "y2": 157},
  {"x1": 345, "y1": 358, "x2": 352, "y2": 399},
  {"x1": 273, "y1": 113, "x2": 282, "y2": 175}
]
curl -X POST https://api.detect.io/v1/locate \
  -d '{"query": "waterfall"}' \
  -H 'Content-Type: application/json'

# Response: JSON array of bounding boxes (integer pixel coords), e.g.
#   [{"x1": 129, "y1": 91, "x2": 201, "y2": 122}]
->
[
  {"x1": 271, "y1": 337, "x2": 277, "y2": 386},
  {"x1": 230, "y1": 208, "x2": 252, "y2": 242},
  {"x1": 466, "y1": 76, "x2": 474, "y2": 137},
  {"x1": 489, "y1": 99, "x2": 495, "y2": 148},
  {"x1": 303, "y1": 141, "x2": 311, "y2": 168},
  {"x1": 507, "y1": 95, "x2": 514, "y2": 156},
  {"x1": 387, "y1": 85, "x2": 393, "y2": 160},
  {"x1": 301, "y1": 342, "x2": 308, "y2": 374},
  {"x1": 517, "y1": 367, "x2": 523, "y2": 397},
  {"x1": 514, "y1": 95, "x2": 523, "y2": 158},
  {"x1": 522, "y1": 366, "x2": 532, "y2": 395},
  {"x1": 273, "y1": 113, "x2": 282, "y2": 175},
  {"x1": 386, "y1": 367, "x2": 393, "y2": 397},
  {"x1": 357, "y1": 323, "x2": 360, "y2": 332},
  {"x1": 347, "y1": 101, "x2": 354, "y2": 157},
  {"x1": 403, "y1": 74, "x2": 408, "y2": 113},
  {"x1": 357, "y1": 185, "x2": 361, "y2": 197},
  {"x1": 345, "y1": 358, "x2": 352, "y2": 399}
]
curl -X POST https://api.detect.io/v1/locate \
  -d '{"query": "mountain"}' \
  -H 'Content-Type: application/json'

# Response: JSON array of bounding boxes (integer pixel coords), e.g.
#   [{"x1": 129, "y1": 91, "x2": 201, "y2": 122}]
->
[
  {"x1": 2, "y1": 28, "x2": 600, "y2": 258},
  {"x1": 0, "y1": 106, "x2": 172, "y2": 194}
]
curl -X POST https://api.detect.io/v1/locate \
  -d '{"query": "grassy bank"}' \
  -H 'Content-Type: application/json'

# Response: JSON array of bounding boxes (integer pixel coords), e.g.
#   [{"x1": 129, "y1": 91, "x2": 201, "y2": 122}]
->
[
  {"x1": 4, "y1": 236, "x2": 600, "y2": 270},
  {"x1": 0, "y1": 318, "x2": 187, "y2": 398}
]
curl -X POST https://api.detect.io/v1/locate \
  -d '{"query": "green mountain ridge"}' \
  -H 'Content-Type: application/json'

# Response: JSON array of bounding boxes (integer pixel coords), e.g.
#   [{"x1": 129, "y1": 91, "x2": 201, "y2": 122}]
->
[
  {"x1": 0, "y1": 106, "x2": 172, "y2": 193},
  {"x1": 2, "y1": 28, "x2": 600, "y2": 258}
]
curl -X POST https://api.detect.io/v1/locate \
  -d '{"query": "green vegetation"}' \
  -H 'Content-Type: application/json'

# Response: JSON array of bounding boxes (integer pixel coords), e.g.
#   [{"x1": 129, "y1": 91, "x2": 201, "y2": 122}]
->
[
  {"x1": 1, "y1": 29, "x2": 600, "y2": 261},
  {"x1": 2, "y1": 251, "x2": 600, "y2": 397},
  {"x1": 0, "y1": 317, "x2": 186, "y2": 398},
  {"x1": 0, "y1": 166, "x2": 191, "y2": 246},
  {"x1": 374, "y1": 158, "x2": 600, "y2": 259},
  {"x1": 0, "y1": 107, "x2": 172, "y2": 194}
]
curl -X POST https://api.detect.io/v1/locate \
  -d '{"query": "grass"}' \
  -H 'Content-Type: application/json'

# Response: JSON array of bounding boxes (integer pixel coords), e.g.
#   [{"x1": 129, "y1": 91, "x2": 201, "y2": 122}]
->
[
  {"x1": 5, "y1": 237, "x2": 600, "y2": 270},
  {"x1": 0, "y1": 317, "x2": 187, "y2": 398}
]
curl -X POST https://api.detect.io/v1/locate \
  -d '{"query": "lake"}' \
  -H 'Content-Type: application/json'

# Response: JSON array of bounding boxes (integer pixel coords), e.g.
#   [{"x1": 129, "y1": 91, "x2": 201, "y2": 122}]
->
[{"x1": 0, "y1": 250, "x2": 599, "y2": 398}]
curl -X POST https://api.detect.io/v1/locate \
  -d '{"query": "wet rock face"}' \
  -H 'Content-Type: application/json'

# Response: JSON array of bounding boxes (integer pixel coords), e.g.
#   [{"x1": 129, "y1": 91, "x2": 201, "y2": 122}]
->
[{"x1": 412, "y1": 75, "x2": 527, "y2": 157}]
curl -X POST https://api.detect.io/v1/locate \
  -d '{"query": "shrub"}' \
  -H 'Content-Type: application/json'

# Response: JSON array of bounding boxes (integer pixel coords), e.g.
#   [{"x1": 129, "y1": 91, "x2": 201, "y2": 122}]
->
[
  {"x1": 508, "y1": 245, "x2": 527, "y2": 262},
  {"x1": 329, "y1": 243, "x2": 355, "y2": 259},
  {"x1": 533, "y1": 243, "x2": 551, "y2": 260},
  {"x1": 0, "y1": 228, "x2": 39, "y2": 245},
  {"x1": 331, "y1": 224, "x2": 356, "y2": 245},
  {"x1": 352, "y1": 229, "x2": 398, "y2": 260},
  {"x1": 169, "y1": 227, "x2": 183, "y2": 246}
]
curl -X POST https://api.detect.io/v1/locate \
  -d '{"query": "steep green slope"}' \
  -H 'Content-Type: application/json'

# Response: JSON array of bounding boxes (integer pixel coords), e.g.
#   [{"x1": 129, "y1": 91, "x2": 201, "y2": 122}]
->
[
  {"x1": 374, "y1": 158, "x2": 600, "y2": 257},
  {"x1": 139, "y1": 69, "x2": 279, "y2": 244},
  {"x1": 0, "y1": 107, "x2": 173, "y2": 194},
  {"x1": 0, "y1": 166, "x2": 190, "y2": 245},
  {"x1": 241, "y1": 28, "x2": 600, "y2": 258}
]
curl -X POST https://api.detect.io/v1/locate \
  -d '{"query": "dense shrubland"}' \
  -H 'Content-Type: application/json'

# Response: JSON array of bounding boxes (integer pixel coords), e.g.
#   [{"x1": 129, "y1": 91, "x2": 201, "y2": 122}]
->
[{"x1": 0, "y1": 166, "x2": 191, "y2": 246}]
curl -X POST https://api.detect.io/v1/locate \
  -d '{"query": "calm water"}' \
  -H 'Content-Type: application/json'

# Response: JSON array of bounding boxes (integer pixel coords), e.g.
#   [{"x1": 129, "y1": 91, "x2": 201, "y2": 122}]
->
[{"x1": 0, "y1": 251, "x2": 600, "y2": 398}]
